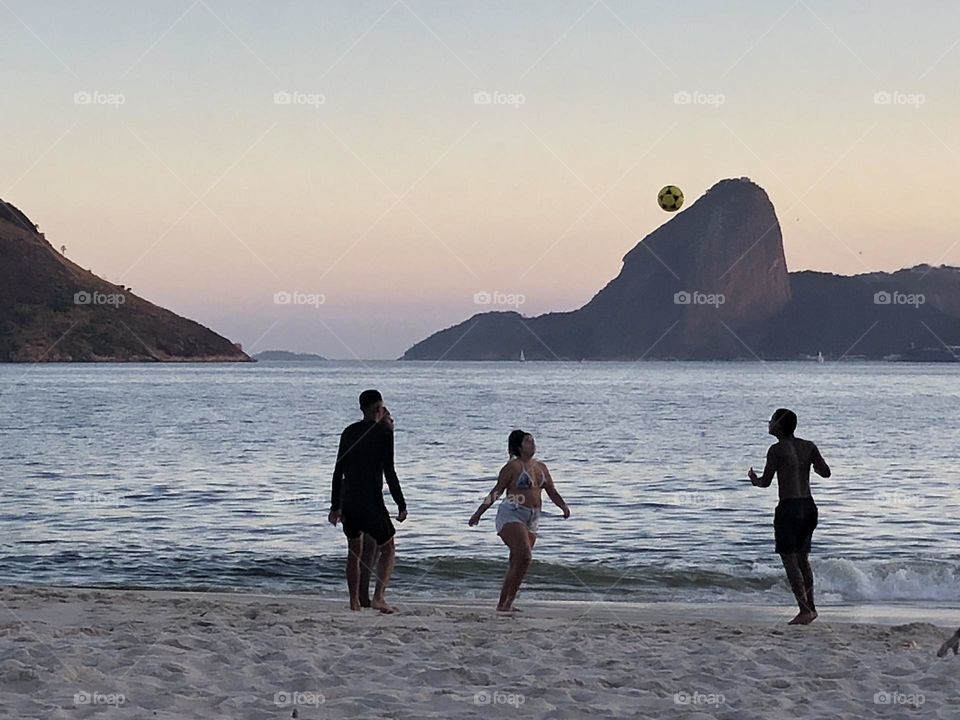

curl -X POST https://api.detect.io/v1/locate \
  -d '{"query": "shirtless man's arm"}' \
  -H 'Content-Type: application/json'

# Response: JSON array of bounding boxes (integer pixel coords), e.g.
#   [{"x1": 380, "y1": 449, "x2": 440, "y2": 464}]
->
[
  {"x1": 811, "y1": 443, "x2": 831, "y2": 478},
  {"x1": 468, "y1": 464, "x2": 513, "y2": 526},
  {"x1": 748, "y1": 445, "x2": 778, "y2": 487},
  {"x1": 541, "y1": 463, "x2": 570, "y2": 518}
]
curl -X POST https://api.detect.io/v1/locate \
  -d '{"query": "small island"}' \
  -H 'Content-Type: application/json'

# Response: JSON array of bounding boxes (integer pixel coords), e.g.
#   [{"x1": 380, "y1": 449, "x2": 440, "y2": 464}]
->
[{"x1": 253, "y1": 350, "x2": 327, "y2": 362}]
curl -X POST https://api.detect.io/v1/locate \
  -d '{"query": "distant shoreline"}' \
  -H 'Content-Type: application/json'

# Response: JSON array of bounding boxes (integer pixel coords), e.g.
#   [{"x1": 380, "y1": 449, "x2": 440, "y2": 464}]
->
[{"x1": 1, "y1": 357, "x2": 957, "y2": 364}]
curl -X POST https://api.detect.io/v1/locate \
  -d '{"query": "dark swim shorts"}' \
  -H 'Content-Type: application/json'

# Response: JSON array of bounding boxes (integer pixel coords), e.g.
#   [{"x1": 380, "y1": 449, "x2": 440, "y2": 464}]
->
[
  {"x1": 774, "y1": 497, "x2": 818, "y2": 554},
  {"x1": 341, "y1": 503, "x2": 396, "y2": 546}
]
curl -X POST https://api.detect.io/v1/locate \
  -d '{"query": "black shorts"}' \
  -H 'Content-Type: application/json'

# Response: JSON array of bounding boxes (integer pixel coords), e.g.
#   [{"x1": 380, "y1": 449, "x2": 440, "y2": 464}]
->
[
  {"x1": 774, "y1": 497, "x2": 818, "y2": 555},
  {"x1": 341, "y1": 503, "x2": 395, "y2": 546}
]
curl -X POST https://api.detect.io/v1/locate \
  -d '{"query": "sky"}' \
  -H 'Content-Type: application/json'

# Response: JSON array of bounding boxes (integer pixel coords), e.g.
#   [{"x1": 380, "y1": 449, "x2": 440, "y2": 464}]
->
[{"x1": 1, "y1": 0, "x2": 958, "y2": 358}]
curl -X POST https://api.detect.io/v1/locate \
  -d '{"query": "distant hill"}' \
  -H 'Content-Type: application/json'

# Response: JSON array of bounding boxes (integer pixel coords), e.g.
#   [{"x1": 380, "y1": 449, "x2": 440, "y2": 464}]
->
[
  {"x1": 0, "y1": 200, "x2": 250, "y2": 362},
  {"x1": 253, "y1": 350, "x2": 327, "y2": 361},
  {"x1": 403, "y1": 178, "x2": 960, "y2": 361}
]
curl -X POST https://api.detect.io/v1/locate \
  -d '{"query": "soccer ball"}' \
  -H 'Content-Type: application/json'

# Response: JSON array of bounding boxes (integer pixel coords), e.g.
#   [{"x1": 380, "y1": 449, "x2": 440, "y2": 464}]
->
[{"x1": 658, "y1": 185, "x2": 684, "y2": 212}]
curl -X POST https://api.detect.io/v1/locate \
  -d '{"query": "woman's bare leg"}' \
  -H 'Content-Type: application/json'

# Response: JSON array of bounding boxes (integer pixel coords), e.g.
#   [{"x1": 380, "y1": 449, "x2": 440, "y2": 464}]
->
[{"x1": 497, "y1": 524, "x2": 533, "y2": 612}]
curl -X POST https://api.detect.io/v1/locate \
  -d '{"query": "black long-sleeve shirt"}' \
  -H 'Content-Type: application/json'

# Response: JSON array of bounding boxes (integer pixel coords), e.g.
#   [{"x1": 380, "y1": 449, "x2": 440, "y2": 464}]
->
[{"x1": 330, "y1": 420, "x2": 406, "y2": 514}]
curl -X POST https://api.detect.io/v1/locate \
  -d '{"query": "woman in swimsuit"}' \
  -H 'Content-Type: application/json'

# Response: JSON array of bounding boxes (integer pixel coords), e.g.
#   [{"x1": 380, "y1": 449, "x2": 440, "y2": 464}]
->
[{"x1": 469, "y1": 430, "x2": 570, "y2": 612}]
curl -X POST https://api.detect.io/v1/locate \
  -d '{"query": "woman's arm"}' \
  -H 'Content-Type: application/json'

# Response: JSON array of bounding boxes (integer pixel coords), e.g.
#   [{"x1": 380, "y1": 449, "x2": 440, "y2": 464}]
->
[
  {"x1": 541, "y1": 463, "x2": 570, "y2": 518},
  {"x1": 469, "y1": 464, "x2": 512, "y2": 525}
]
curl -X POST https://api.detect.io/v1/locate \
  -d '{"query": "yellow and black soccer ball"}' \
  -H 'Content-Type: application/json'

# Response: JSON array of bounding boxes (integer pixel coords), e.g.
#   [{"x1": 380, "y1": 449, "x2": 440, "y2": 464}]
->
[{"x1": 657, "y1": 185, "x2": 684, "y2": 212}]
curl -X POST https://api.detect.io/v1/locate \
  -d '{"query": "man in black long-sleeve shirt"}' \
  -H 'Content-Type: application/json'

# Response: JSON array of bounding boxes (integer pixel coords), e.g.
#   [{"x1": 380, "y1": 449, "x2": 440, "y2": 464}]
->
[{"x1": 328, "y1": 389, "x2": 407, "y2": 612}]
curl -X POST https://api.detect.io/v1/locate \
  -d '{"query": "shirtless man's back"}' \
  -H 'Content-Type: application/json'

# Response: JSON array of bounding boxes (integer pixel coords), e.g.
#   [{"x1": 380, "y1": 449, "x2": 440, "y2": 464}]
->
[{"x1": 763, "y1": 436, "x2": 830, "y2": 500}]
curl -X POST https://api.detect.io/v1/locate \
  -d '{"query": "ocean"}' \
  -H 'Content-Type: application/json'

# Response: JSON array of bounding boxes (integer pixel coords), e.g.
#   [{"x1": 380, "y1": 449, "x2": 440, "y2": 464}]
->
[{"x1": 1, "y1": 360, "x2": 958, "y2": 607}]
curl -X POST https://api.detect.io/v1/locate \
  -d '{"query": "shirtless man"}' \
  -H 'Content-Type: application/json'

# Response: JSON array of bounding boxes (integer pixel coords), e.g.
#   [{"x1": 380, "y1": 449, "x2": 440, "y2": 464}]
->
[
  {"x1": 748, "y1": 408, "x2": 831, "y2": 625},
  {"x1": 469, "y1": 430, "x2": 570, "y2": 612}
]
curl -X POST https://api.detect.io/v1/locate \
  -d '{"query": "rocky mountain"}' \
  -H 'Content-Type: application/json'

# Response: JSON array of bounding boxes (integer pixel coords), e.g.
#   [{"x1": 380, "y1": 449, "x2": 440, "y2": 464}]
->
[
  {"x1": 403, "y1": 178, "x2": 960, "y2": 360},
  {"x1": 0, "y1": 200, "x2": 250, "y2": 362},
  {"x1": 756, "y1": 265, "x2": 960, "y2": 359}
]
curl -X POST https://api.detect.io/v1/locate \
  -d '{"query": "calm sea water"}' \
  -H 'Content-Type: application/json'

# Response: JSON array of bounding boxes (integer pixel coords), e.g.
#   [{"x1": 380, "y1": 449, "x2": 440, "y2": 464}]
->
[{"x1": 1, "y1": 361, "x2": 958, "y2": 606}]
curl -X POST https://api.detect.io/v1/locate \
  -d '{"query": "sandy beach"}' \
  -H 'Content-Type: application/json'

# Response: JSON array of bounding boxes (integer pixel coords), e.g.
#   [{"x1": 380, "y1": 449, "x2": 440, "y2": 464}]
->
[{"x1": 0, "y1": 585, "x2": 956, "y2": 719}]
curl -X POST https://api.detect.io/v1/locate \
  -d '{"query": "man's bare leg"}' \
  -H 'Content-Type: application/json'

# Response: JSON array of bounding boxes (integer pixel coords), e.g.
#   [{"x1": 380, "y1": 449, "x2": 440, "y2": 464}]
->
[
  {"x1": 358, "y1": 533, "x2": 379, "y2": 609},
  {"x1": 781, "y1": 552, "x2": 816, "y2": 624},
  {"x1": 346, "y1": 536, "x2": 363, "y2": 611},
  {"x1": 798, "y1": 553, "x2": 817, "y2": 622},
  {"x1": 370, "y1": 538, "x2": 397, "y2": 614},
  {"x1": 497, "y1": 524, "x2": 532, "y2": 612}
]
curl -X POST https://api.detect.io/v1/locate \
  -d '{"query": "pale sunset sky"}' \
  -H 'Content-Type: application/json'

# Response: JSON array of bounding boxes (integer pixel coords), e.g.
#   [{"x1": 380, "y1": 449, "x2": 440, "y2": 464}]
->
[{"x1": 1, "y1": 1, "x2": 958, "y2": 358}]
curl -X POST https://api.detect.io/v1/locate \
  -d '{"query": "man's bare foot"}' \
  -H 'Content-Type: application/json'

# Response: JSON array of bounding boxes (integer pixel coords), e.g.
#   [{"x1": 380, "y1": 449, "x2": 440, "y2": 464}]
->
[
  {"x1": 371, "y1": 598, "x2": 396, "y2": 614},
  {"x1": 496, "y1": 605, "x2": 519, "y2": 613},
  {"x1": 359, "y1": 598, "x2": 372, "y2": 609},
  {"x1": 350, "y1": 599, "x2": 362, "y2": 611},
  {"x1": 788, "y1": 610, "x2": 818, "y2": 625}
]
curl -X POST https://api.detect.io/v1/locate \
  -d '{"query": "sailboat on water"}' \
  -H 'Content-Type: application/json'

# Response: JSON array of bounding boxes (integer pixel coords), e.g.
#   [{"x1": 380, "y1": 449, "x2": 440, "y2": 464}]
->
[
  {"x1": 519, "y1": 349, "x2": 525, "y2": 362},
  {"x1": 817, "y1": 351, "x2": 824, "y2": 364}
]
